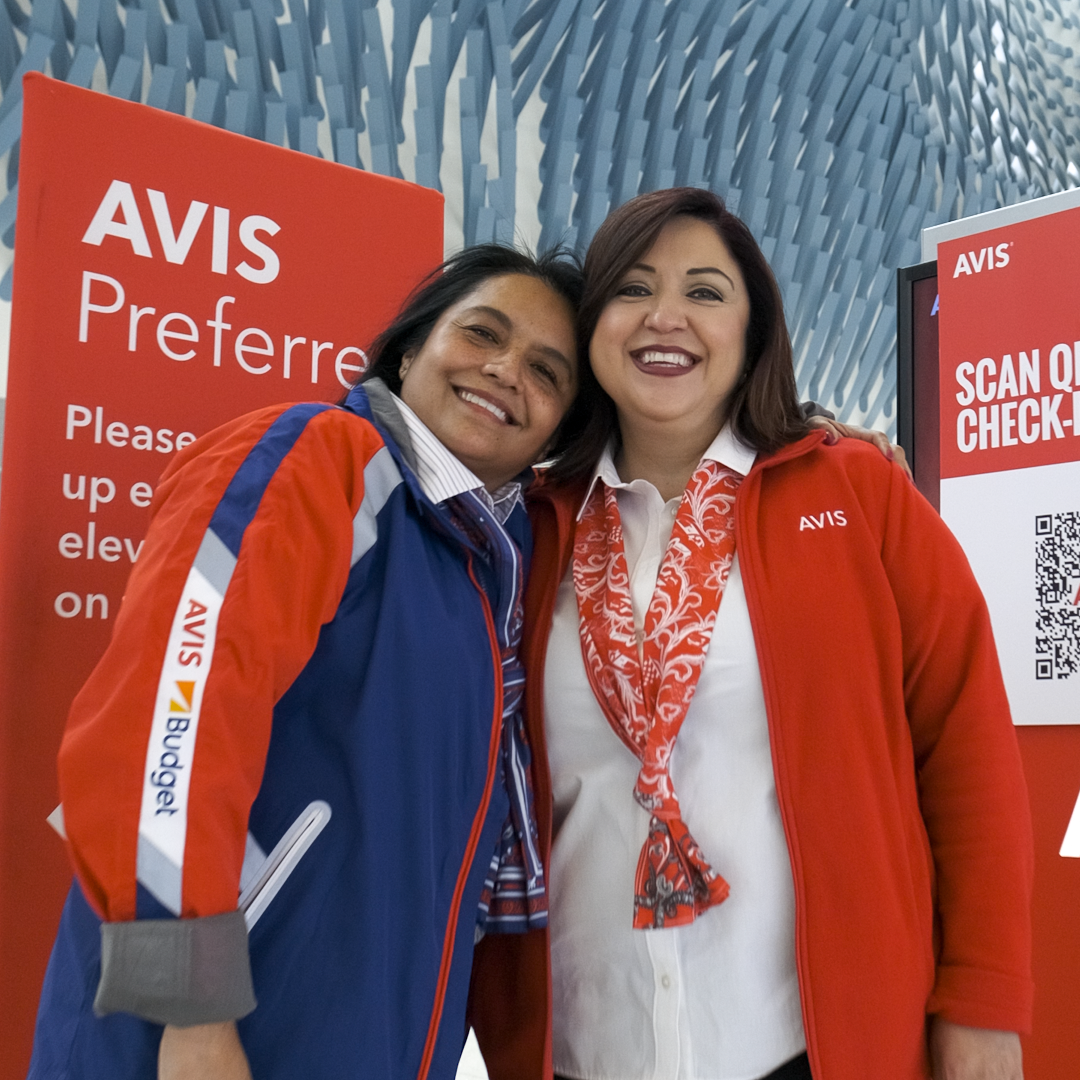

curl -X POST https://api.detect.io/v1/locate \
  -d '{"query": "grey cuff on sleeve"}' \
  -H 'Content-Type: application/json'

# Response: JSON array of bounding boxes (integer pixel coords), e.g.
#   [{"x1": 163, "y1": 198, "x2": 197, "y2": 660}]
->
[
  {"x1": 94, "y1": 910, "x2": 256, "y2": 1027},
  {"x1": 800, "y1": 400, "x2": 835, "y2": 421}
]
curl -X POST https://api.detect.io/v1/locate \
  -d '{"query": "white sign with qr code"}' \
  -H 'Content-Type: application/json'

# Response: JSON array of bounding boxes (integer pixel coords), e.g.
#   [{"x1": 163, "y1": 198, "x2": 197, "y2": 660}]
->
[{"x1": 940, "y1": 459, "x2": 1080, "y2": 726}]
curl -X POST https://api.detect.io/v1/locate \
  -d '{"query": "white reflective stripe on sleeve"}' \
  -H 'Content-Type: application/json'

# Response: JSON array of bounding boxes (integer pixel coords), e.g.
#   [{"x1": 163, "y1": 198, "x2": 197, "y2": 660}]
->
[
  {"x1": 239, "y1": 831, "x2": 268, "y2": 895},
  {"x1": 351, "y1": 445, "x2": 403, "y2": 567},
  {"x1": 136, "y1": 529, "x2": 235, "y2": 914}
]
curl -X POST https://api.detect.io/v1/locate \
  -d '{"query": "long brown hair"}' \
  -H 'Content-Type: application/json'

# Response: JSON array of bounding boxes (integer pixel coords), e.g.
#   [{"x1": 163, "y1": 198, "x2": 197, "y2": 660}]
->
[{"x1": 546, "y1": 188, "x2": 808, "y2": 487}]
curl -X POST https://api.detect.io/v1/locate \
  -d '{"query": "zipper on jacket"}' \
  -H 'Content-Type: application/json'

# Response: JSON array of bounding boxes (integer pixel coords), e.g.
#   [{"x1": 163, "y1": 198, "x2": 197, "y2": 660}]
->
[
  {"x1": 416, "y1": 554, "x2": 506, "y2": 1080},
  {"x1": 734, "y1": 440, "x2": 823, "y2": 1078}
]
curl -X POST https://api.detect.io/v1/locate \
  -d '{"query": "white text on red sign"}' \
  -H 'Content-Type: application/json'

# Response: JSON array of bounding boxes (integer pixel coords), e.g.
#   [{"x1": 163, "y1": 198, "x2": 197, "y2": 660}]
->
[{"x1": 953, "y1": 345, "x2": 1080, "y2": 453}]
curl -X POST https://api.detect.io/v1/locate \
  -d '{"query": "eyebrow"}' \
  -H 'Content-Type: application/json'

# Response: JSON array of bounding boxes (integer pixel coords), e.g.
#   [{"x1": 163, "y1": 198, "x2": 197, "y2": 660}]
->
[
  {"x1": 462, "y1": 304, "x2": 513, "y2": 329},
  {"x1": 460, "y1": 305, "x2": 574, "y2": 375},
  {"x1": 631, "y1": 262, "x2": 736, "y2": 289}
]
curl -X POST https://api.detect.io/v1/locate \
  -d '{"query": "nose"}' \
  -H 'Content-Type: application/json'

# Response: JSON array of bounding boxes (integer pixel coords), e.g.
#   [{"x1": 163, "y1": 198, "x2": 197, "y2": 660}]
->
[
  {"x1": 642, "y1": 293, "x2": 686, "y2": 333},
  {"x1": 481, "y1": 349, "x2": 525, "y2": 387}
]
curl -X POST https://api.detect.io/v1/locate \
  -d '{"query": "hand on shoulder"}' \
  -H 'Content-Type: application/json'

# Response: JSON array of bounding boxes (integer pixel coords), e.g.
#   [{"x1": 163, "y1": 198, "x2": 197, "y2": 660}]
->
[{"x1": 806, "y1": 415, "x2": 912, "y2": 479}]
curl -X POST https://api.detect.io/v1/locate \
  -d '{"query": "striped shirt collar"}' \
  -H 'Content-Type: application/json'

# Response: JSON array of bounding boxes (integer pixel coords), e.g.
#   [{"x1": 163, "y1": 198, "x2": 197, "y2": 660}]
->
[
  {"x1": 391, "y1": 393, "x2": 524, "y2": 525},
  {"x1": 578, "y1": 425, "x2": 757, "y2": 520}
]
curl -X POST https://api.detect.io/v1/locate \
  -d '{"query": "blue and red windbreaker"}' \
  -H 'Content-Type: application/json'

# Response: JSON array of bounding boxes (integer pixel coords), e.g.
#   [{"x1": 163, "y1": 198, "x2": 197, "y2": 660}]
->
[{"x1": 30, "y1": 380, "x2": 520, "y2": 1080}]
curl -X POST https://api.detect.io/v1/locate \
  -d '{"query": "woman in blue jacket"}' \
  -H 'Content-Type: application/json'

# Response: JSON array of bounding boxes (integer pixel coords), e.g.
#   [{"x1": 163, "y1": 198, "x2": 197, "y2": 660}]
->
[{"x1": 30, "y1": 245, "x2": 589, "y2": 1080}]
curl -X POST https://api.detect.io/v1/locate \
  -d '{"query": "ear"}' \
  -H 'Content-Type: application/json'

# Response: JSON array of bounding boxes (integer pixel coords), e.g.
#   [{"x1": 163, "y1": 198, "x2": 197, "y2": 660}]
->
[{"x1": 399, "y1": 349, "x2": 416, "y2": 382}]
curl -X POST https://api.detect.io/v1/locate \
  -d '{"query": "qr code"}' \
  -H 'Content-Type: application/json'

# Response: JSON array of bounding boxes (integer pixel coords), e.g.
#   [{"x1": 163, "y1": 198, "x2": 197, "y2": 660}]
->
[{"x1": 1035, "y1": 512, "x2": 1080, "y2": 680}]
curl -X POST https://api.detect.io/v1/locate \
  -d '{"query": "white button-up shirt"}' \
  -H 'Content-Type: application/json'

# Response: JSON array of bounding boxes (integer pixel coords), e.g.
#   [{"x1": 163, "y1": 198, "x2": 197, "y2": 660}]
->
[
  {"x1": 392, "y1": 393, "x2": 523, "y2": 523},
  {"x1": 544, "y1": 427, "x2": 805, "y2": 1080}
]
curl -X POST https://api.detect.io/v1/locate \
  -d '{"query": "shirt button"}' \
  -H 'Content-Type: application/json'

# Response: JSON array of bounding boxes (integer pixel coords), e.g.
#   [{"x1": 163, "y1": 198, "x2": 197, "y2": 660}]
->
[{"x1": 661, "y1": 975, "x2": 672, "y2": 989}]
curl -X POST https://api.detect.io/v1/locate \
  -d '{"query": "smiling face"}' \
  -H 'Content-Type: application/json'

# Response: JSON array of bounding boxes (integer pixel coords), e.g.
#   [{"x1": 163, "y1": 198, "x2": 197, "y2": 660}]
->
[
  {"x1": 398, "y1": 273, "x2": 578, "y2": 490},
  {"x1": 589, "y1": 215, "x2": 751, "y2": 444}
]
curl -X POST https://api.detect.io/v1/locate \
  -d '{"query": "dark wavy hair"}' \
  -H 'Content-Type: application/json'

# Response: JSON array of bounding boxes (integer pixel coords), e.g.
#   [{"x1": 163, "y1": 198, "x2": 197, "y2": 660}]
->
[
  {"x1": 355, "y1": 243, "x2": 600, "y2": 465},
  {"x1": 545, "y1": 188, "x2": 809, "y2": 487}
]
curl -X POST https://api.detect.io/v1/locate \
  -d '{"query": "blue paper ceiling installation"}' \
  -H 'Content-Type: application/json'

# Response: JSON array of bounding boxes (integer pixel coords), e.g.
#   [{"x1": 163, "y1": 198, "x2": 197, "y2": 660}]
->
[{"x1": 3, "y1": 0, "x2": 1080, "y2": 432}]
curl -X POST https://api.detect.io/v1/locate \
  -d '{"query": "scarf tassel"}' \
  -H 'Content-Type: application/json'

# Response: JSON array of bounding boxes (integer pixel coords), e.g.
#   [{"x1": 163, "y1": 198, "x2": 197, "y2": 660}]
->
[{"x1": 633, "y1": 815, "x2": 730, "y2": 930}]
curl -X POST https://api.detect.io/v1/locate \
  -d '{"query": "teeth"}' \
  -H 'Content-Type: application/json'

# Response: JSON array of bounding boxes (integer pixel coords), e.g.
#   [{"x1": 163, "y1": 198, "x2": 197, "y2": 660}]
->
[
  {"x1": 459, "y1": 389, "x2": 509, "y2": 423},
  {"x1": 639, "y1": 350, "x2": 693, "y2": 367}
]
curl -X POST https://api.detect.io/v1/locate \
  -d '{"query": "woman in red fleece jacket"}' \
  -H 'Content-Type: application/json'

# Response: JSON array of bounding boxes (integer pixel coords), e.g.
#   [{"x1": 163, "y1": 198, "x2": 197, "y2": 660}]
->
[{"x1": 469, "y1": 188, "x2": 1033, "y2": 1080}]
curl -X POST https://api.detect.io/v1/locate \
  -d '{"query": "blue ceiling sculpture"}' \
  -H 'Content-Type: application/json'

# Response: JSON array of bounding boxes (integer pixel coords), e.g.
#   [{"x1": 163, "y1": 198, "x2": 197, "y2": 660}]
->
[{"x1": 1, "y1": 0, "x2": 1080, "y2": 434}]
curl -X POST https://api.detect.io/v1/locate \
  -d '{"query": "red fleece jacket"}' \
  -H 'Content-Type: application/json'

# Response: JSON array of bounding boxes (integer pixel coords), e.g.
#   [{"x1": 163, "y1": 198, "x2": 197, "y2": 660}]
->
[{"x1": 469, "y1": 432, "x2": 1033, "y2": 1080}]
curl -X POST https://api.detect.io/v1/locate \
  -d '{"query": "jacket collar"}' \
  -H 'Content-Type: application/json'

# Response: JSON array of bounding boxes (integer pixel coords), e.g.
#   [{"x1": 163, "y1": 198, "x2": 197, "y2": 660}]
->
[
  {"x1": 342, "y1": 378, "x2": 437, "y2": 516},
  {"x1": 345, "y1": 379, "x2": 536, "y2": 569},
  {"x1": 577, "y1": 425, "x2": 759, "y2": 520},
  {"x1": 531, "y1": 429, "x2": 829, "y2": 544}
]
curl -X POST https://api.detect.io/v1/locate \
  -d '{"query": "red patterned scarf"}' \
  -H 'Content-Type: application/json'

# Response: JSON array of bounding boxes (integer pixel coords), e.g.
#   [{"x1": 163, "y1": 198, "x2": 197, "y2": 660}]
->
[{"x1": 573, "y1": 459, "x2": 742, "y2": 929}]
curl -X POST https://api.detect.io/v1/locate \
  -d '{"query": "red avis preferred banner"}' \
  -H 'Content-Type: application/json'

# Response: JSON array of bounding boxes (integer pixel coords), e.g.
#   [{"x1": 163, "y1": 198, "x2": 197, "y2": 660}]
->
[
  {"x1": 939, "y1": 210, "x2": 1080, "y2": 479},
  {"x1": 0, "y1": 73, "x2": 442, "y2": 1078}
]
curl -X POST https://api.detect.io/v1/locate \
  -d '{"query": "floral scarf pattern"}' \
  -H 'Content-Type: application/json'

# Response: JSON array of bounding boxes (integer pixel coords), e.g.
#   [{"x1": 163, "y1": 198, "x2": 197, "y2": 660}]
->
[{"x1": 573, "y1": 460, "x2": 741, "y2": 928}]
